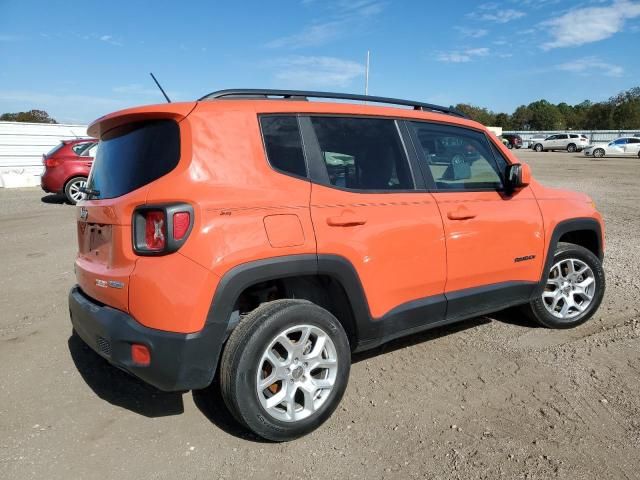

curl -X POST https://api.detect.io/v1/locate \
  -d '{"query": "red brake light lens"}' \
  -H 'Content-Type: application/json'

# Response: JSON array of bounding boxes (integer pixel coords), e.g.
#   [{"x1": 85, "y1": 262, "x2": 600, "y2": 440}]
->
[
  {"x1": 173, "y1": 212, "x2": 190, "y2": 240},
  {"x1": 45, "y1": 158, "x2": 61, "y2": 167},
  {"x1": 144, "y1": 211, "x2": 166, "y2": 251}
]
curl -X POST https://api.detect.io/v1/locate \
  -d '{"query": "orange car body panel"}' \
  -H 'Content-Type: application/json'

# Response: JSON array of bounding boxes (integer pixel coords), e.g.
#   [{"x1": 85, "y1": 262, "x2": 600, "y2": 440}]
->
[
  {"x1": 75, "y1": 99, "x2": 604, "y2": 336},
  {"x1": 309, "y1": 183, "x2": 447, "y2": 318}
]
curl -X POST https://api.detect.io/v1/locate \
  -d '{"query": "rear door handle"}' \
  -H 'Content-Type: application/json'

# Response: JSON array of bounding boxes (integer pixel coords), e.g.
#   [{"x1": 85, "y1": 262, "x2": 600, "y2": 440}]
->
[
  {"x1": 327, "y1": 214, "x2": 367, "y2": 227},
  {"x1": 447, "y1": 209, "x2": 476, "y2": 220}
]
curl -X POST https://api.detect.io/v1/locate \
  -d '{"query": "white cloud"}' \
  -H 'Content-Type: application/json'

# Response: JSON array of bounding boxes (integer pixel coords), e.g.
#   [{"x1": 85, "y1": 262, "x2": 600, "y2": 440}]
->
[
  {"x1": 99, "y1": 34, "x2": 123, "y2": 46},
  {"x1": 541, "y1": 0, "x2": 640, "y2": 49},
  {"x1": 266, "y1": 0, "x2": 384, "y2": 48},
  {"x1": 436, "y1": 47, "x2": 490, "y2": 63},
  {"x1": 557, "y1": 56, "x2": 624, "y2": 77},
  {"x1": 455, "y1": 26, "x2": 489, "y2": 38},
  {"x1": 480, "y1": 9, "x2": 526, "y2": 23},
  {"x1": 270, "y1": 56, "x2": 365, "y2": 88}
]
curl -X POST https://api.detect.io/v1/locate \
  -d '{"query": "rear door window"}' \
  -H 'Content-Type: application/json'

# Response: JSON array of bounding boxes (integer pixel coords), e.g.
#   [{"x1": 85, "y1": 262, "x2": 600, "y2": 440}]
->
[
  {"x1": 308, "y1": 116, "x2": 413, "y2": 191},
  {"x1": 87, "y1": 120, "x2": 180, "y2": 199}
]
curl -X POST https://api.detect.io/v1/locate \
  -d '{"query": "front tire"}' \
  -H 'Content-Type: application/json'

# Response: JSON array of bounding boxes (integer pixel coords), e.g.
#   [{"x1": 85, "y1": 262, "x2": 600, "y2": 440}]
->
[
  {"x1": 64, "y1": 176, "x2": 87, "y2": 205},
  {"x1": 534, "y1": 144, "x2": 543, "y2": 152},
  {"x1": 525, "y1": 242, "x2": 605, "y2": 329},
  {"x1": 593, "y1": 148, "x2": 605, "y2": 158},
  {"x1": 219, "y1": 299, "x2": 351, "y2": 441}
]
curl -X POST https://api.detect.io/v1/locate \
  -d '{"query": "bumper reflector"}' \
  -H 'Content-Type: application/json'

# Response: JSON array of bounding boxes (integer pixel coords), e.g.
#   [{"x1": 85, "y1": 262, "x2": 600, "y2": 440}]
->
[{"x1": 131, "y1": 344, "x2": 151, "y2": 366}]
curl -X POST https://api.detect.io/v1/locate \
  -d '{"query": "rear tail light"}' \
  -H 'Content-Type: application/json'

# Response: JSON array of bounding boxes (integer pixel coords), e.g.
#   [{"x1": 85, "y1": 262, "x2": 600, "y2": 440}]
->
[
  {"x1": 45, "y1": 158, "x2": 61, "y2": 167},
  {"x1": 144, "y1": 211, "x2": 166, "y2": 251},
  {"x1": 133, "y1": 203, "x2": 194, "y2": 256}
]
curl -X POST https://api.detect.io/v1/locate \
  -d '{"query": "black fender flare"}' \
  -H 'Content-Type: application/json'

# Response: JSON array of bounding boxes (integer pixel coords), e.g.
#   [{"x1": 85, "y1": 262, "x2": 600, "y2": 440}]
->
[
  {"x1": 532, "y1": 217, "x2": 603, "y2": 299},
  {"x1": 201, "y1": 254, "x2": 372, "y2": 368}
]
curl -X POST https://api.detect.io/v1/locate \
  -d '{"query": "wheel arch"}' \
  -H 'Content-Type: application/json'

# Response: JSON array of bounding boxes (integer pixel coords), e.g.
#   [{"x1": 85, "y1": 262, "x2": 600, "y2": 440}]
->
[
  {"x1": 205, "y1": 255, "x2": 371, "y2": 351},
  {"x1": 533, "y1": 218, "x2": 603, "y2": 299}
]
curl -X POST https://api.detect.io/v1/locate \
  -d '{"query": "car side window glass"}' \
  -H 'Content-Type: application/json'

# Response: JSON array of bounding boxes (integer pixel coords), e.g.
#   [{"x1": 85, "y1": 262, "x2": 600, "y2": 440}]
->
[
  {"x1": 410, "y1": 122, "x2": 504, "y2": 191},
  {"x1": 72, "y1": 142, "x2": 90, "y2": 155},
  {"x1": 613, "y1": 138, "x2": 627, "y2": 145},
  {"x1": 260, "y1": 116, "x2": 307, "y2": 178},
  {"x1": 309, "y1": 116, "x2": 413, "y2": 191},
  {"x1": 628, "y1": 138, "x2": 640, "y2": 143}
]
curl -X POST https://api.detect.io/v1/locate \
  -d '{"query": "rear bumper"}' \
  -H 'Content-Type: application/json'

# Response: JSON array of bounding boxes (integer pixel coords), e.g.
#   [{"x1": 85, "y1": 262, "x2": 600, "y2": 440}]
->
[
  {"x1": 40, "y1": 169, "x2": 62, "y2": 194},
  {"x1": 69, "y1": 286, "x2": 223, "y2": 391}
]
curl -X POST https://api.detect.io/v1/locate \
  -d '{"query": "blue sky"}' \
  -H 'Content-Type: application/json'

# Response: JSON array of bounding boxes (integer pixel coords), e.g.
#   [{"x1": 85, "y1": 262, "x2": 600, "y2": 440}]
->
[{"x1": 1, "y1": 0, "x2": 639, "y2": 123}]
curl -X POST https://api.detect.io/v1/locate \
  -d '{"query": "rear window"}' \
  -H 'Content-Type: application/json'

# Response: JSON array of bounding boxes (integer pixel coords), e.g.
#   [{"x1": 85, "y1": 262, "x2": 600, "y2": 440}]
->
[
  {"x1": 45, "y1": 142, "x2": 64, "y2": 157},
  {"x1": 86, "y1": 120, "x2": 180, "y2": 200}
]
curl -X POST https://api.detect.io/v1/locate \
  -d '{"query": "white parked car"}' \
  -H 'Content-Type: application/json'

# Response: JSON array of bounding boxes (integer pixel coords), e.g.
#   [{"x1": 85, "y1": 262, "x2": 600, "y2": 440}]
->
[
  {"x1": 527, "y1": 135, "x2": 546, "y2": 149},
  {"x1": 583, "y1": 137, "x2": 640, "y2": 158},
  {"x1": 531, "y1": 133, "x2": 589, "y2": 153}
]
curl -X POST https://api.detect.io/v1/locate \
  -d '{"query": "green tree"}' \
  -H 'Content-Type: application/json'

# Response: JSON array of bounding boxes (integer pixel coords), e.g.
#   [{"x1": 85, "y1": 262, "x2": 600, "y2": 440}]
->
[
  {"x1": 528, "y1": 100, "x2": 564, "y2": 130},
  {"x1": 510, "y1": 105, "x2": 533, "y2": 130},
  {"x1": 610, "y1": 87, "x2": 640, "y2": 129},
  {"x1": 454, "y1": 103, "x2": 496, "y2": 125},
  {"x1": 0, "y1": 109, "x2": 57, "y2": 123}
]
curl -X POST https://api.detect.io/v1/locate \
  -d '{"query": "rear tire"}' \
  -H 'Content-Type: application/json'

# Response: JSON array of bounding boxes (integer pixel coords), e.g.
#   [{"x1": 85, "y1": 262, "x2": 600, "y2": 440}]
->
[
  {"x1": 219, "y1": 299, "x2": 351, "y2": 441},
  {"x1": 64, "y1": 176, "x2": 87, "y2": 205},
  {"x1": 567, "y1": 143, "x2": 576, "y2": 153},
  {"x1": 534, "y1": 144, "x2": 543, "y2": 152},
  {"x1": 524, "y1": 242, "x2": 605, "y2": 329},
  {"x1": 507, "y1": 143, "x2": 513, "y2": 149}
]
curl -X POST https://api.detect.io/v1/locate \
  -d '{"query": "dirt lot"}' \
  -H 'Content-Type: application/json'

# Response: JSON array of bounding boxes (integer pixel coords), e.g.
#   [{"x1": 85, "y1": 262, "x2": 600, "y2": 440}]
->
[{"x1": 1, "y1": 149, "x2": 639, "y2": 480}]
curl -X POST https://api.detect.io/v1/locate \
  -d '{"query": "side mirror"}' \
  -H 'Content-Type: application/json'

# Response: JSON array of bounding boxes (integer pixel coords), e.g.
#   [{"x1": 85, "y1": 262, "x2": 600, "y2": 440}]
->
[{"x1": 505, "y1": 162, "x2": 531, "y2": 193}]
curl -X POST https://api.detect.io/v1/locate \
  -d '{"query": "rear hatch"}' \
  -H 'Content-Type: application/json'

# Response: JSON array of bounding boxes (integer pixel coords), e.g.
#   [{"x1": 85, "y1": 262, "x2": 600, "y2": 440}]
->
[{"x1": 75, "y1": 103, "x2": 195, "y2": 310}]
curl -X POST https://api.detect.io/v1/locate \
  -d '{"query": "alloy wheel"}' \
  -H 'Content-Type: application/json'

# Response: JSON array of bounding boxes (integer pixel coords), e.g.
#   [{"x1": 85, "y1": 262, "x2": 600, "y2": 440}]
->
[
  {"x1": 68, "y1": 179, "x2": 87, "y2": 202},
  {"x1": 542, "y1": 258, "x2": 596, "y2": 320},
  {"x1": 256, "y1": 324, "x2": 338, "y2": 422}
]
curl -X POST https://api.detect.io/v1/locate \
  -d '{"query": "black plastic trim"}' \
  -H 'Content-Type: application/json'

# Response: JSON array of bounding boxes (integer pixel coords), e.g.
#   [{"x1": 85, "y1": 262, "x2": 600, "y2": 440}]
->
[
  {"x1": 69, "y1": 286, "x2": 221, "y2": 391},
  {"x1": 204, "y1": 254, "x2": 537, "y2": 353}
]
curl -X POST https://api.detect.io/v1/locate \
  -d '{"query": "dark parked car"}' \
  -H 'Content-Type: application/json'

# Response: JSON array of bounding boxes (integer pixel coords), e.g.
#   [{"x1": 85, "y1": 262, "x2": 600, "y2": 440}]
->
[
  {"x1": 40, "y1": 138, "x2": 97, "y2": 204},
  {"x1": 501, "y1": 134, "x2": 522, "y2": 149}
]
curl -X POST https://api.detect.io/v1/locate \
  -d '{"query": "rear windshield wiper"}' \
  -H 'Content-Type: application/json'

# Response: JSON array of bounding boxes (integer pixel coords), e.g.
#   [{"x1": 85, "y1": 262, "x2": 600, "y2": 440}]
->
[{"x1": 80, "y1": 186, "x2": 100, "y2": 197}]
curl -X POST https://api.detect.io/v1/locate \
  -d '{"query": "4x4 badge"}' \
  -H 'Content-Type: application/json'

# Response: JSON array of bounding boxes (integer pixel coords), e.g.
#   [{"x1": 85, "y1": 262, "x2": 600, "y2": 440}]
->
[{"x1": 80, "y1": 207, "x2": 88, "y2": 221}]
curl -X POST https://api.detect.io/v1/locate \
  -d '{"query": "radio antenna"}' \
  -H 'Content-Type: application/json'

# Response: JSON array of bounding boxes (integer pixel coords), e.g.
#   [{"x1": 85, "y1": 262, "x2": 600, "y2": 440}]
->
[{"x1": 149, "y1": 72, "x2": 171, "y2": 103}]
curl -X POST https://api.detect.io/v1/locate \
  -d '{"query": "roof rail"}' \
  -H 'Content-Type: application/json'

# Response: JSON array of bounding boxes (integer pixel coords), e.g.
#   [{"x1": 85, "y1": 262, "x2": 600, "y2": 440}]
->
[{"x1": 198, "y1": 89, "x2": 468, "y2": 119}]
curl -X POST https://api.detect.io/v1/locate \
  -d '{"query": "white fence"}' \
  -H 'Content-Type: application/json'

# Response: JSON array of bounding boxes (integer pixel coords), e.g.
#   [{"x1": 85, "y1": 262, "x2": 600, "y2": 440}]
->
[
  {"x1": 504, "y1": 130, "x2": 640, "y2": 147},
  {"x1": 0, "y1": 121, "x2": 89, "y2": 187}
]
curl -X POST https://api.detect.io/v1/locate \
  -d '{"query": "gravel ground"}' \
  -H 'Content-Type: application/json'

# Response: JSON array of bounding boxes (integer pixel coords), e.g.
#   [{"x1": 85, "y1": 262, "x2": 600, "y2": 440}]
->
[{"x1": 1, "y1": 149, "x2": 639, "y2": 480}]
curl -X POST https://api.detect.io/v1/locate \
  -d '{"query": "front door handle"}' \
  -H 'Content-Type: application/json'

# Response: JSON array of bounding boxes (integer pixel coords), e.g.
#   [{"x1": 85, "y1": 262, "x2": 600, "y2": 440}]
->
[
  {"x1": 447, "y1": 208, "x2": 476, "y2": 220},
  {"x1": 327, "y1": 214, "x2": 367, "y2": 227}
]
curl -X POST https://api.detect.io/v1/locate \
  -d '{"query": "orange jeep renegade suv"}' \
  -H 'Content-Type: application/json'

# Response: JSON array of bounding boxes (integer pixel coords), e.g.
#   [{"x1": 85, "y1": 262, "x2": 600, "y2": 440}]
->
[{"x1": 69, "y1": 89, "x2": 605, "y2": 441}]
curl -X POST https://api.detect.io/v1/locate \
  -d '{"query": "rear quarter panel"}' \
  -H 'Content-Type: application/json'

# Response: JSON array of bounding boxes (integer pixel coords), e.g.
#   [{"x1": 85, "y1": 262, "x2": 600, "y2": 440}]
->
[{"x1": 144, "y1": 102, "x2": 317, "y2": 280}]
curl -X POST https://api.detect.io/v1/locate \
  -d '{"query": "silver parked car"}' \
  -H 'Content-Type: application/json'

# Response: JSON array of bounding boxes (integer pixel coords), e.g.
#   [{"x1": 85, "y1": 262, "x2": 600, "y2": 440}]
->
[
  {"x1": 531, "y1": 133, "x2": 589, "y2": 153},
  {"x1": 583, "y1": 137, "x2": 640, "y2": 158}
]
